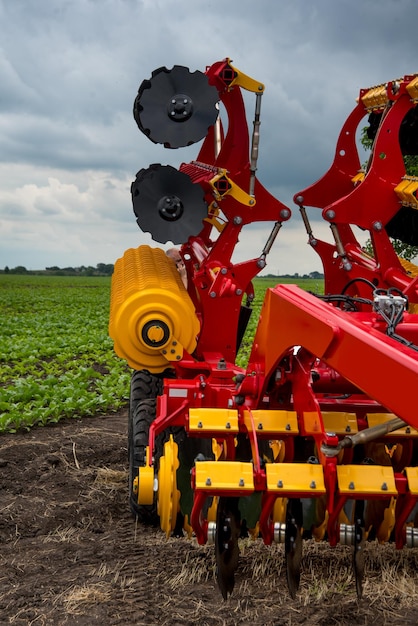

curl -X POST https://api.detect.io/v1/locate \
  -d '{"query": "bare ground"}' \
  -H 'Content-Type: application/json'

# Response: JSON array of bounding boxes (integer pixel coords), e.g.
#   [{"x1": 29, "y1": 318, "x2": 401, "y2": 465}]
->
[{"x1": 1, "y1": 411, "x2": 418, "y2": 626}]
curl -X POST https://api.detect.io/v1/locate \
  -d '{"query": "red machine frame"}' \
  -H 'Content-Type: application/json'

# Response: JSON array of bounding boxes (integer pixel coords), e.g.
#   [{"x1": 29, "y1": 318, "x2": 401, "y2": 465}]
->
[{"x1": 115, "y1": 60, "x2": 418, "y2": 597}]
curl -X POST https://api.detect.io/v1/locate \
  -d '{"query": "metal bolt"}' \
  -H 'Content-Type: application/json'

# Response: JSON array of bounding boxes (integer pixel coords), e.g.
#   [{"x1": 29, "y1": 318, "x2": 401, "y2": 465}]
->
[
  {"x1": 206, "y1": 478, "x2": 212, "y2": 486},
  {"x1": 280, "y1": 209, "x2": 290, "y2": 219},
  {"x1": 210, "y1": 291, "x2": 216, "y2": 298},
  {"x1": 325, "y1": 209, "x2": 336, "y2": 220},
  {"x1": 406, "y1": 426, "x2": 411, "y2": 434},
  {"x1": 225, "y1": 422, "x2": 231, "y2": 429},
  {"x1": 257, "y1": 423, "x2": 263, "y2": 430},
  {"x1": 310, "y1": 481, "x2": 317, "y2": 489},
  {"x1": 295, "y1": 195, "x2": 304, "y2": 204},
  {"x1": 381, "y1": 482, "x2": 388, "y2": 491},
  {"x1": 239, "y1": 478, "x2": 245, "y2": 487},
  {"x1": 277, "y1": 480, "x2": 283, "y2": 488},
  {"x1": 221, "y1": 267, "x2": 227, "y2": 275},
  {"x1": 233, "y1": 215, "x2": 243, "y2": 225},
  {"x1": 348, "y1": 481, "x2": 355, "y2": 490},
  {"x1": 236, "y1": 288, "x2": 243, "y2": 296},
  {"x1": 197, "y1": 421, "x2": 203, "y2": 429},
  {"x1": 257, "y1": 258, "x2": 266, "y2": 269},
  {"x1": 373, "y1": 221, "x2": 383, "y2": 231},
  {"x1": 249, "y1": 199, "x2": 255, "y2": 205},
  {"x1": 285, "y1": 423, "x2": 291, "y2": 431}
]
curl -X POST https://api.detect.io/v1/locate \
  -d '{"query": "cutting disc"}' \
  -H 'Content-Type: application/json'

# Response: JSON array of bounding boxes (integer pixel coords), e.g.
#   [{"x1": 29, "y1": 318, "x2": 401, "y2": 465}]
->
[
  {"x1": 134, "y1": 65, "x2": 219, "y2": 148},
  {"x1": 215, "y1": 497, "x2": 240, "y2": 600},
  {"x1": 131, "y1": 164, "x2": 208, "y2": 244}
]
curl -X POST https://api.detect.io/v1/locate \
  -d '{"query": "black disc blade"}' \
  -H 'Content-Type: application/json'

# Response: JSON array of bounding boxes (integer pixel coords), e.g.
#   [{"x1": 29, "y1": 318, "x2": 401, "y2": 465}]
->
[
  {"x1": 353, "y1": 501, "x2": 365, "y2": 599},
  {"x1": 134, "y1": 65, "x2": 219, "y2": 148},
  {"x1": 131, "y1": 164, "x2": 208, "y2": 244},
  {"x1": 285, "y1": 499, "x2": 303, "y2": 599},
  {"x1": 215, "y1": 497, "x2": 240, "y2": 600}
]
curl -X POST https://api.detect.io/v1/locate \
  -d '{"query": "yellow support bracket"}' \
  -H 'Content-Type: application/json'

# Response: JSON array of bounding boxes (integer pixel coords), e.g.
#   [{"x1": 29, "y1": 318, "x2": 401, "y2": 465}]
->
[
  {"x1": 337, "y1": 465, "x2": 397, "y2": 495},
  {"x1": 210, "y1": 169, "x2": 256, "y2": 206},
  {"x1": 352, "y1": 171, "x2": 365, "y2": 185},
  {"x1": 189, "y1": 408, "x2": 239, "y2": 434},
  {"x1": 394, "y1": 177, "x2": 418, "y2": 208},
  {"x1": 134, "y1": 446, "x2": 154, "y2": 505},
  {"x1": 322, "y1": 412, "x2": 358, "y2": 435},
  {"x1": 243, "y1": 410, "x2": 298, "y2": 434},
  {"x1": 405, "y1": 467, "x2": 418, "y2": 495},
  {"x1": 361, "y1": 83, "x2": 389, "y2": 111},
  {"x1": 203, "y1": 201, "x2": 226, "y2": 233},
  {"x1": 406, "y1": 75, "x2": 418, "y2": 101},
  {"x1": 367, "y1": 413, "x2": 418, "y2": 437},
  {"x1": 195, "y1": 461, "x2": 254, "y2": 492},
  {"x1": 226, "y1": 60, "x2": 265, "y2": 94},
  {"x1": 266, "y1": 463, "x2": 325, "y2": 494}
]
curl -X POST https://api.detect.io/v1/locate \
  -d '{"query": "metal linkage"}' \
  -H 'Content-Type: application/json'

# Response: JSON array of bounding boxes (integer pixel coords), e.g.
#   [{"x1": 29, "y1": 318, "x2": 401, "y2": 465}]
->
[
  {"x1": 321, "y1": 416, "x2": 407, "y2": 457},
  {"x1": 249, "y1": 92, "x2": 263, "y2": 197}
]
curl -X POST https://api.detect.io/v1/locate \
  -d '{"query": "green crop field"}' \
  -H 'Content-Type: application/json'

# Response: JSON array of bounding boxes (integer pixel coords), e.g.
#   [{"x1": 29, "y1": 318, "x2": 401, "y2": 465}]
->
[{"x1": 0, "y1": 274, "x2": 323, "y2": 433}]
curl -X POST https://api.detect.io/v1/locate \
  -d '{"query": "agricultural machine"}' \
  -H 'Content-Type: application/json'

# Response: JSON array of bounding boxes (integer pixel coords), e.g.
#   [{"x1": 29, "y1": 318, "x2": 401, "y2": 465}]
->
[{"x1": 109, "y1": 59, "x2": 418, "y2": 599}]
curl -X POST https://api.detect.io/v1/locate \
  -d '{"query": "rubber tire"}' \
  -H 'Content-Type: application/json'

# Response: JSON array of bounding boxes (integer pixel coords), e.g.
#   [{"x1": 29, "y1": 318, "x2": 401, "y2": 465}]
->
[
  {"x1": 129, "y1": 398, "x2": 161, "y2": 523},
  {"x1": 128, "y1": 370, "x2": 163, "y2": 522}
]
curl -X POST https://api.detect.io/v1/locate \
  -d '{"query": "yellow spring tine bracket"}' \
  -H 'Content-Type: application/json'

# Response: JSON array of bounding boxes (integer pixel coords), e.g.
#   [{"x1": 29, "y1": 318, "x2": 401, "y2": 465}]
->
[
  {"x1": 224, "y1": 60, "x2": 265, "y2": 94},
  {"x1": 210, "y1": 169, "x2": 256, "y2": 206}
]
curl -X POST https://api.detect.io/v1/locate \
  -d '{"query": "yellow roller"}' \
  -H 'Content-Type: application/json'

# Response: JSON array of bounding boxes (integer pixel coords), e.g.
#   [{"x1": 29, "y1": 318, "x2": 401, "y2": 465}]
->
[{"x1": 109, "y1": 245, "x2": 200, "y2": 373}]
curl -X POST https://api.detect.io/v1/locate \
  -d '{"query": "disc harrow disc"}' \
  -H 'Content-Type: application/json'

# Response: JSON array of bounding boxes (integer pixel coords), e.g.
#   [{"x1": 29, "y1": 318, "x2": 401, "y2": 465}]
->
[
  {"x1": 353, "y1": 501, "x2": 365, "y2": 599},
  {"x1": 215, "y1": 497, "x2": 240, "y2": 600},
  {"x1": 285, "y1": 499, "x2": 303, "y2": 599},
  {"x1": 131, "y1": 164, "x2": 208, "y2": 244},
  {"x1": 134, "y1": 65, "x2": 219, "y2": 148}
]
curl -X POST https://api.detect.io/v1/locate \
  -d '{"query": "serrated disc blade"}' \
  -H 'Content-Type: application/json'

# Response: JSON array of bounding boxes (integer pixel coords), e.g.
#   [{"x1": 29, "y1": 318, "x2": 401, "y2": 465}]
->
[
  {"x1": 131, "y1": 164, "x2": 208, "y2": 244},
  {"x1": 134, "y1": 65, "x2": 219, "y2": 148}
]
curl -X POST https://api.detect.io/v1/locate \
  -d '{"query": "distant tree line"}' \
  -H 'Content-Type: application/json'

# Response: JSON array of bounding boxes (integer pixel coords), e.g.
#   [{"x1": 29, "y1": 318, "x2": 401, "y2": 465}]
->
[
  {"x1": 2, "y1": 263, "x2": 114, "y2": 276},
  {"x1": 263, "y1": 271, "x2": 324, "y2": 279}
]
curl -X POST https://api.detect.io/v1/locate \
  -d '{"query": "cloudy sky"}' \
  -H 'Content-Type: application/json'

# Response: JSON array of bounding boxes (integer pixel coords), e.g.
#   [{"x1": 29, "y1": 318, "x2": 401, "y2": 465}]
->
[{"x1": 1, "y1": 0, "x2": 417, "y2": 275}]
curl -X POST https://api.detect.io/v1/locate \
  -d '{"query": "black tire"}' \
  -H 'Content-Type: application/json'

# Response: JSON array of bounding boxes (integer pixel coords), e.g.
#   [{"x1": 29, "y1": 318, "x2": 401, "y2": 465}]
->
[
  {"x1": 129, "y1": 398, "x2": 160, "y2": 523},
  {"x1": 128, "y1": 370, "x2": 163, "y2": 521},
  {"x1": 130, "y1": 369, "x2": 163, "y2": 404}
]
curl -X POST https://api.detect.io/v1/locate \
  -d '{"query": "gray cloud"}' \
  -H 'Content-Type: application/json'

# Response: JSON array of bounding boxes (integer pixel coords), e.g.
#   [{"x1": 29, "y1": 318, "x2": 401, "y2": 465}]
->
[{"x1": 1, "y1": 0, "x2": 417, "y2": 271}]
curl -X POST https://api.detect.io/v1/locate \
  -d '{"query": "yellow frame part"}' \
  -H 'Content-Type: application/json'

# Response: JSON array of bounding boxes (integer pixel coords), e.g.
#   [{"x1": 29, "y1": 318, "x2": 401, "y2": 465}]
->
[
  {"x1": 266, "y1": 463, "x2": 326, "y2": 494},
  {"x1": 337, "y1": 465, "x2": 397, "y2": 495},
  {"x1": 189, "y1": 408, "x2": 239, "y2": 433},
  {"x1": 322, "y1": 412, "x2": 358, "y2": 435},
  {"x1": 366, "y1": 413, "x2": 418, "y2": 437},
  {"x1": 195, "y1": 461, "x2": 254, "y2": 492},
  {"x1": 243, "y1": 410, "x2": 299, "y2": 434}
]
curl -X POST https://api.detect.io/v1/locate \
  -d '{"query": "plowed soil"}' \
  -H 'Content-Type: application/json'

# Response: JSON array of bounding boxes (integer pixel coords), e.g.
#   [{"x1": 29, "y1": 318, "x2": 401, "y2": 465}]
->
[{"x1": 1, "y1": 411, "x2": 417, "y2": 626}]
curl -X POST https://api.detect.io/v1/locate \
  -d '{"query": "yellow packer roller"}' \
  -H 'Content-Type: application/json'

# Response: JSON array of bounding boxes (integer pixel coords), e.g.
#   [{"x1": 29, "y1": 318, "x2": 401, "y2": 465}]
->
[{"x1": 109, "y1": 245, "x2": 199, "y2": 373}]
